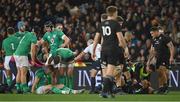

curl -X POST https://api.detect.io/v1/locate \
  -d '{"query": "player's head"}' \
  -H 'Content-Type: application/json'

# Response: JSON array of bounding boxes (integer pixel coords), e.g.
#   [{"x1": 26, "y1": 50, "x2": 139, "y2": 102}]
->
[
  {"x1": 101, "y1": 13, "x2": 108, "y2": 22},
  {"x1": 53, "y1": 55, "x2": 61, "y2": 65},
  {"x1": 116, "y1": 16, "x2": 124, "y2": 26},
  {"x1": 17, "y1": 21, "x2": 25, "y2": 32},
  {"x1": 55, "y1": 17, "x2": 64, "y2": 30},
  {"x1": 150, "y1": 26, "x2": 159, "y2": 38},
  {"x1": 106, "y1": 6, "x2": 118, "y2": 18},
  {"x1": 44, "y1": 21, "x2": 54, "y2": 32},
  {"x1": 87, "y1": 39, "x2": 93, "y2": 46},
  {"x1": 7, "y1": 27, "x2": 15, "y2": 36},
  {"x1": 125, "y1": 31, "x2": 133, "y2": 42}
]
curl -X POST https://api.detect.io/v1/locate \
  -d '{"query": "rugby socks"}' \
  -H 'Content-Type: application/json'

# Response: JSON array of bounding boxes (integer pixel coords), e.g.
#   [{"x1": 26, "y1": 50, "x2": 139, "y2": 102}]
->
[
  {"x1": 90, "y1": 77, "x2": 95, "y2": 92},
  {"x1": 21, "y1": 83, "x2": 29, "y2": 93},
  {"x1": 15, "y1": 83, "x2": 21, "y2": 91},
  {"x1": 68, "y1": 76, "x2": 74, "y2": 89},
  {"x1": 6, "y1": 76, "x2": 12, "y2": 87},
  {"x1": 59, "y1": 75, "x2": 66, "y2": 85}
]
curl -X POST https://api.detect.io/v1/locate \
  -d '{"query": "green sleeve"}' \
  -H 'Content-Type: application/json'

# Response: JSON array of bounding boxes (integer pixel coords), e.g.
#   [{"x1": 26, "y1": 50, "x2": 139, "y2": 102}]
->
[
  {"x1": 42, "y1": 33, "x2": 48, "y2": 42},
  {"x1": 57, "y1": 30, "x2": 64, "y2": 39},
  {"x1": 31, "y1": 34, "x2": 37, "y2": 44}
]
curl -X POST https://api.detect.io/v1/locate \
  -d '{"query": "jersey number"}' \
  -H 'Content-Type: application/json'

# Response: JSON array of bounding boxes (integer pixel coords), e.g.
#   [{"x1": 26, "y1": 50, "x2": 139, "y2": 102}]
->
[
  {"x1": 11, "y1": 43, "x2": 15, "y2": 50},
  {"x1": 102, "y1": 26, "x2": 111, "y2": 36}
]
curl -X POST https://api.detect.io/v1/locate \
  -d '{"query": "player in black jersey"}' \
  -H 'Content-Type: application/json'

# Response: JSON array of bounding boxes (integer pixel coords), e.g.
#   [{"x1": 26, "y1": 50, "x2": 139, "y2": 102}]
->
[
  {"x1": 92, "y1": 6, "x2": 126, "y2": 98},
  {"x1": 146, "y1": 27, "x2": 175, "y2": 94}
]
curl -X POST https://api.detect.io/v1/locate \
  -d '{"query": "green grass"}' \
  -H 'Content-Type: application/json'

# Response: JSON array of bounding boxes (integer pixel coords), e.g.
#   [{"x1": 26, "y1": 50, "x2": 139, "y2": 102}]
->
[{"x1": 0, "y1": 91, "x2": 180, "y2": 101}]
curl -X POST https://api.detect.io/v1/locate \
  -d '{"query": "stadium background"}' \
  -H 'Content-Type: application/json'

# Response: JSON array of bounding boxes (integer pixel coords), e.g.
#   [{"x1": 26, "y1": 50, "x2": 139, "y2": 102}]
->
[{"x1": 0, "y1": 0, "x2": 180, "y2": 101}]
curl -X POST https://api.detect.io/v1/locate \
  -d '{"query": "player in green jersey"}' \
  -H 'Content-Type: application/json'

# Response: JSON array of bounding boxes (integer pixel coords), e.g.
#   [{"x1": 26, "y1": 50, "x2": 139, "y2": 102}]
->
[
  {"x1": 47, "y1": 48, "x2": 75, "y2": 89},
  {"x1": 14, "y1": 29, "x2": 37, "y2": 93},
  {"x1": 2, "y1": 27, "x2": 19, "y2": 87},
  {"x1": 38, "y1": 21, "x2": 70, "y2": 85},
  {"x1": 31, "y1": 65, "x2": 84, "y2": 94}
]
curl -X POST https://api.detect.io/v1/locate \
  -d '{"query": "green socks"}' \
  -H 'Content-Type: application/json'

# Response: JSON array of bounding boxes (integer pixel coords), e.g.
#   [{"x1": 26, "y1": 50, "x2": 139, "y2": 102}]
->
[
  {"x1": 58, "y1": 75, "x2": 66, "y2": 85},
  {"x1": 6, "y1": 76, "x2": 12, "y2": 86},
  {"x1": 16, "y1": 83, "x2": 21, "y2": 91},
  {"x1": 21, "y1": 83, "x2": 29, "y2": 93},
  {"x1": 68, "y1": 76, "x2": 74, "y2": 89}
]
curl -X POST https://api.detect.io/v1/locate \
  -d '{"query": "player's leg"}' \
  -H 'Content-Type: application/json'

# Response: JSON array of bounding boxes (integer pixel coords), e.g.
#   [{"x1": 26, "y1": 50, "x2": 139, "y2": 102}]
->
[
  {"x1": 51, "y1": 84, "x2": 70, "y2": 94},
  {"x1": 67, "y1": 63, "x2": 74, "y2": 89},
  {"x1": 89, "y1": 69, "x2": 98, "y2": 93},
  {"x1": 36, "y1": 85, "x2": 52, "y2": 94},
  {"x1": 58, "y1": 63, "x2": 66, "y2": 85},
  {"x1": 4, "y1": 56, "x2": 12, "y2": 87},
  {"x1": 20, "y1": 56, "x2": 30, "y2": 93},
  {"x1": 156, "y1": 65, "x2": 168, "y2": 94},
  {"x1": 14, "y1": 56, "x2": 22, "y2": 93}
]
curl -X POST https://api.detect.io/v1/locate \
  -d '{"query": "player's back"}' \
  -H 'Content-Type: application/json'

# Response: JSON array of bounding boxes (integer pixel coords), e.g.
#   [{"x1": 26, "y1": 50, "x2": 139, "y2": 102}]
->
[
  {"x1": 2, "y1": 35, "x2": 19, "y2": 56},
  {"x1": 100, "y1": 20, "x2": 121, "y2": 51}
]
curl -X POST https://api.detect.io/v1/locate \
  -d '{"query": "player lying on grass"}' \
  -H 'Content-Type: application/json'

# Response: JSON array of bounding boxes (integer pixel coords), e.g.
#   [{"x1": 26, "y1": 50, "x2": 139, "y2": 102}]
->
[
  {"x1": 31, "y1": 65, "x2": 84, "y2": 94},
  {"x1": 113, "y1": 61, "x2": 155, "y2": 94}
]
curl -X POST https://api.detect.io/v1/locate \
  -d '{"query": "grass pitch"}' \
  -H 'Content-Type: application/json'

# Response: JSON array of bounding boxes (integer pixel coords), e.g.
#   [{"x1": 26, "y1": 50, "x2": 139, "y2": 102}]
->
[{"x1": 0, "y1": 91, "x2": 180, "y2": 101}]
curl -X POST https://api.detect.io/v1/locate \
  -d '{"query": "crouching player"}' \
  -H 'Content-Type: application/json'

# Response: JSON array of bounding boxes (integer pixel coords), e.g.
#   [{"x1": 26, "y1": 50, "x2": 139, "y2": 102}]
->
[
  {"x1": 49, "y1": 47, "x2": 75, "y2": 89},
  {"x1": 31, "y1": 65, "x2": 84, "y2": 94}
]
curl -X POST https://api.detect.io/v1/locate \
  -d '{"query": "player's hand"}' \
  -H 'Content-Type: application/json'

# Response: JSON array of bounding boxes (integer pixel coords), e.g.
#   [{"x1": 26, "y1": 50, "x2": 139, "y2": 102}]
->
[{"x1": 169, "y1": 57, "x2": 174, "y2": 65}]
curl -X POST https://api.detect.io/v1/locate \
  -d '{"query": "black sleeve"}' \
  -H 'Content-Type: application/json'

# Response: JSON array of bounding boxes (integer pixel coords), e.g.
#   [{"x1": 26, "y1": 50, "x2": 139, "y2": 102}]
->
[
  {"x1": 163, "y1": 35, "x2": 171, "y2": 45},
  {"x1": 115, "y1": 21, "x2": 121, "y2": 33}
]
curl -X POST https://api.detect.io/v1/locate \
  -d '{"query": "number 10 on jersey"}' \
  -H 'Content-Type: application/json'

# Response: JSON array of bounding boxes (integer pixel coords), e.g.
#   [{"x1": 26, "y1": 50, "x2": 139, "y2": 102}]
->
[{"x1": 102, "y1": 26, "x2": 111, "y2": 36}]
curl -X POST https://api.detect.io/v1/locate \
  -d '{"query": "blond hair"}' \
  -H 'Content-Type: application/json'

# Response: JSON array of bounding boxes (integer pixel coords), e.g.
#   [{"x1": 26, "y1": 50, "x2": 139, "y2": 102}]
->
[{"x1": 106, "y1": 6, "x2": 118, "y2": 17}]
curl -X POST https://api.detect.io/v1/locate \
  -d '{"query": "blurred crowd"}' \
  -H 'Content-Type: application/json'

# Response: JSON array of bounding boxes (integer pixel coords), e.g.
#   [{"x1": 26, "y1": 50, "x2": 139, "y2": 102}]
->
[{"x1": 0, "y1": 0, "x2": 180, "y2": 63}]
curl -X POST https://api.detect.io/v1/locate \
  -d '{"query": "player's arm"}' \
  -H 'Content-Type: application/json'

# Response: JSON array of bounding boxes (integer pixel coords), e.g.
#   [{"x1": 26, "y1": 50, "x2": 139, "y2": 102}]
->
[
  {"x1": 61, "y1": 35, "x2": 70, "y2": 48},
  {"x1": 74, "y1": 52, "x2": 86, "y2": 61},
  {"x1": 116, "y1": 32, "x2": 127, "y2": 49},
  {"x1": 92, "y1": 32, "x2": 101, "y2": 60},
  {"x1": 31, "y1": 35, "x2": 38, "y2": 65},
  {"x1": 167, "y1": 41, "x2": 175, "y2": 64},
  {"x1": 31, "y1": 77, "x2": 40, "y2": 93},
  {"x1": 74, "y1": 46, "x2": 90, "y2": 61},
  {"x1": 146, "y1": 45, "x2": 155, "y2": 66}
]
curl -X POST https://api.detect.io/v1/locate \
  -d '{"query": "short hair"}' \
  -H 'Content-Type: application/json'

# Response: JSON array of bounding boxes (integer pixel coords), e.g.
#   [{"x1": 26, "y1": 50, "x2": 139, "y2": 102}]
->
[
  {"x1": 116, "y1": 16, "x2": 124, "y2": 22},
  {"x1": 101, "y1": 13, "x2": 108, "y2": 22},
  {"x1": 106, "y1": 6, "x2": 118, "y2": 16},
  {"x1": 7, "y1": 27, "x2": 15, "y2": 35},
  {"x1": 150, "y1": 26, "x2": 159, "y2": 31}
]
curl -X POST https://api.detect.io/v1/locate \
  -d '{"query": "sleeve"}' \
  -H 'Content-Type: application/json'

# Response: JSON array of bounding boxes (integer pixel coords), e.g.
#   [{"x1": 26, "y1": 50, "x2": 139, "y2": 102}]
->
[
  {"x1": 57, "y1": 30, "x2": 65, "y2": 39},
  {"x1": 115, "y1": 21, "x2": 121, "y2": 33},
  {"x1": 31, "y1": 34, "x2": 37, "y2": 44},
  {"x1": 163, "y1": 35, "x2": 171, "y2": 45},
  {"x1": 42, "y1": 33, "x2": 48, "y2": 42},
  {"x1": 83, "y1": 46, "x2": 90, "y2": 53},
  {"x1": 35, "y1": 71, "x2": 42, "y2": 78}
]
